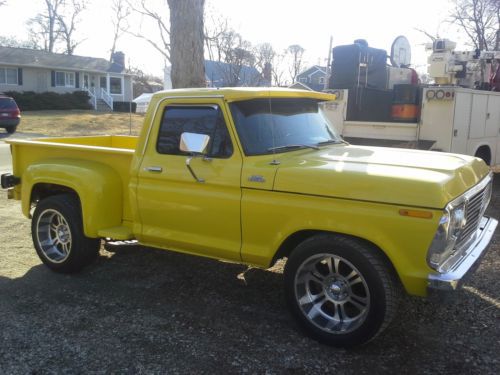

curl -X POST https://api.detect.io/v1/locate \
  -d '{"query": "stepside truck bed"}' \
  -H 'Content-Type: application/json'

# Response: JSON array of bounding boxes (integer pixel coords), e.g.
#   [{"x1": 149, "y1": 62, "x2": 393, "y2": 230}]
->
[{"x1": 7, "y1": 135, "x2": 137, "y2": 237}]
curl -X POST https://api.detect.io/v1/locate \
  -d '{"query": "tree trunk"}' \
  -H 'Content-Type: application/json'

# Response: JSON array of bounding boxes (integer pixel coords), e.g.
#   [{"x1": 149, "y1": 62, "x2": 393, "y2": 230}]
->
[{"x1": 167, "y1": 0, "x2": 206, "y2": 88}]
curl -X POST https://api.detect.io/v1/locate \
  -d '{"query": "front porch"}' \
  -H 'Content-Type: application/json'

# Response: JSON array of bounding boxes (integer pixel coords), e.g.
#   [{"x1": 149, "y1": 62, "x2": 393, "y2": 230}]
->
[{"x1": 82, "y1": 73, "x2": 130, "y2": 111}]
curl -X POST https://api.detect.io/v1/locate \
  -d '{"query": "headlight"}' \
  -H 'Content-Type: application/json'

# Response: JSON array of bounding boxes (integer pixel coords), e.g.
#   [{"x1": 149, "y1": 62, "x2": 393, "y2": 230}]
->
[{"x1": 427, "y1": 200, "x2": 467, "y2": 272}]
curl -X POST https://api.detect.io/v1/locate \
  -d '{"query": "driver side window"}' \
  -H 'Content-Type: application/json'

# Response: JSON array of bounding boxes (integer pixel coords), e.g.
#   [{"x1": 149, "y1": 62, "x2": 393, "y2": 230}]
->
[{"x1": 156, "y1": 105, "x2": 233, "y2": 158}]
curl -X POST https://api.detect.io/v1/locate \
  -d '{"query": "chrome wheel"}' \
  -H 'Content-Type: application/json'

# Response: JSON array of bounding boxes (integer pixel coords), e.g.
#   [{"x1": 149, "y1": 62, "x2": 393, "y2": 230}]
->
[
  {"x1": 36, "y1": 209, "x2": 72, "y2": 263},
  {"x1": 294, "y1": 253, "x2": 370, "y2": 334}
]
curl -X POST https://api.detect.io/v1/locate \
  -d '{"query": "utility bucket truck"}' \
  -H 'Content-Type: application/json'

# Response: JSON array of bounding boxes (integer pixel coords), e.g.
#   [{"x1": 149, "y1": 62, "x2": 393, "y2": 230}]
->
[{"x1": 324, "y1": 37, "x2": 500, "y2": 166}]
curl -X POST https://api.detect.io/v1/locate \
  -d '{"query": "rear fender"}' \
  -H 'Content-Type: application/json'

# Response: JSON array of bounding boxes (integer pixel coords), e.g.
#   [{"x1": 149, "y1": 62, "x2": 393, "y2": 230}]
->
[{"x1": 22, "y1": 159, "x2": 123, "y2": 237}]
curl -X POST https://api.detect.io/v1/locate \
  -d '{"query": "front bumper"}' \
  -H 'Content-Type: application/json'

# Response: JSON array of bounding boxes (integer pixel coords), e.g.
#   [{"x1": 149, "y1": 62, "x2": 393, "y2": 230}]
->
[{"x1": 428, "y1": 216, "x2": 497, "y2": 292}]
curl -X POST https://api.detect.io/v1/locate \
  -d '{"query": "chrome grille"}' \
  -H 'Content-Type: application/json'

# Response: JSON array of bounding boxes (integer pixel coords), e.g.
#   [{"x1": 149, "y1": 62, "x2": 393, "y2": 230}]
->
[{"x1": 455, "y1": 180, "x2": 492, "y2": 250}]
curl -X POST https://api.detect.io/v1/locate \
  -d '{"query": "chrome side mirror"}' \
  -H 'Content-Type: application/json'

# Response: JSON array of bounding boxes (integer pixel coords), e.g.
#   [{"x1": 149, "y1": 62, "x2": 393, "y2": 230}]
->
[
  {"x1": 180, "y1": 132, "x2": 210, "y2": 155},
  {"x1": 179, "y1": 132, "x2": 210, "y2": 183}
]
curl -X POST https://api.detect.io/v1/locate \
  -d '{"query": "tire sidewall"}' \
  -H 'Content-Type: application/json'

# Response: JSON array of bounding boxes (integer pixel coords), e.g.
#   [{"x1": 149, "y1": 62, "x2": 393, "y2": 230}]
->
[
  {"x1": 284, "y1": 236, "x2": 389, "y2": 348},
  {"x1": 32, "y1": 195, "x2": 91, "y2": 273}
]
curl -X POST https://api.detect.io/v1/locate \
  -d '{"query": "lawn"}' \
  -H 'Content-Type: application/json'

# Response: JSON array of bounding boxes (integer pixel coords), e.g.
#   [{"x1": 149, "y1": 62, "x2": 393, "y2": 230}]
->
[{"x1": 16, "y1": 110, "x2": 145, "y2": 137}]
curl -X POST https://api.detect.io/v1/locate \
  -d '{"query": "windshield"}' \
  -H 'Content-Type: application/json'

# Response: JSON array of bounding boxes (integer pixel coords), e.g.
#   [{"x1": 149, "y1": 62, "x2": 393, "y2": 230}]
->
[{"x1": 230, "y1": 98, "x2": 341, "y2": 155}]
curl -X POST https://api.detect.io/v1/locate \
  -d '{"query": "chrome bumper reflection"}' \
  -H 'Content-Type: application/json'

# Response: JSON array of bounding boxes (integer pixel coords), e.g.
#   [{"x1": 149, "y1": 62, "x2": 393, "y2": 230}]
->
[{"x1": 428, "y1": 216, "x2": 497, "y2": 291}]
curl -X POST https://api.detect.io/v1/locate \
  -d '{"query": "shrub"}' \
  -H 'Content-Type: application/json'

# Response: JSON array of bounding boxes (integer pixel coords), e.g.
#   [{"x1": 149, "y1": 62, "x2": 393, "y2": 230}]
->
[{"x1": 4, "y1": 91, "x2": 92, "y2": 111}]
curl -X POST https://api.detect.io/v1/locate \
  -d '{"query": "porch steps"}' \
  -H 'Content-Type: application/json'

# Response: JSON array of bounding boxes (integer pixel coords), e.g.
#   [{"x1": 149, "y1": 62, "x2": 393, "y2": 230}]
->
[{"x1": 95, "y1": 99, "x2": 112, "y2": 112}]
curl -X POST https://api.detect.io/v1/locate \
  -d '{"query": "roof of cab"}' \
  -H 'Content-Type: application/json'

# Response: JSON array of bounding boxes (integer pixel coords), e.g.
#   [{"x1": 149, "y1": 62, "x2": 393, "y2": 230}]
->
[{"x1": 150, "y1": 87, "x2": 336, "y2": 102}]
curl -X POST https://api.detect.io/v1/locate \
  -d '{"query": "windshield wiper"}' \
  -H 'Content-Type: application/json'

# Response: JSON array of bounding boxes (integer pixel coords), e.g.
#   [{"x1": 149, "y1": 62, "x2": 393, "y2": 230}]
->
[
  {"x1": 316, "y1": 139, "x2": 345, "y2": 146},
  {"x1": 268, "y1": 144, "x2": 320, "y2": 152}
]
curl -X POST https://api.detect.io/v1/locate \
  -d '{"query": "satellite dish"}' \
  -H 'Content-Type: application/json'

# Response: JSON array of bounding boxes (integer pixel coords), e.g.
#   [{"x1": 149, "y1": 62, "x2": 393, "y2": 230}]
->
[{"x1": 390, "y1": 36, "x2": 411, "y2": 67}]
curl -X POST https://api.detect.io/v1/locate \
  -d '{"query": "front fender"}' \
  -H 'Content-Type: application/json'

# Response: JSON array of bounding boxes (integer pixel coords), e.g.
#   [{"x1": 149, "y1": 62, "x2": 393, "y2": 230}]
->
[{"x1": 22, "y1": 158, "x2": 123, "y2": 237}]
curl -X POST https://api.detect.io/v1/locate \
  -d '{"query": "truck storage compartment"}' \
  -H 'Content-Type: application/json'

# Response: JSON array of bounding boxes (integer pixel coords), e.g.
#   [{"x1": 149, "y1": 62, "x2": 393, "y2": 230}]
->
[
  {"x1": 391, "y1": 84, "x2": 422, "y2": 122},
  {"x1": 330, "y1": 42, "x2": 388, "y2": 90},
  {"x1": 346, "y1": 85, "x2": 393, "y2": 122}
]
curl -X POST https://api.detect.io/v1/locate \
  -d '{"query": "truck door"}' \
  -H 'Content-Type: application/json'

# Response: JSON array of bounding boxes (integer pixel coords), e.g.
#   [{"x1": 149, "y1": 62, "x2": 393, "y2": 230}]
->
[{"x1": 136, "y1": 99, "x2": 243, "y2": 261}]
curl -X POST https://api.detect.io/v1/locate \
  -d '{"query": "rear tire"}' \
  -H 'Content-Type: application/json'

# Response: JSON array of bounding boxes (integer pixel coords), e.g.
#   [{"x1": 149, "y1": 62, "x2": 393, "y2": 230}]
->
[
  {"x1": 6, "y1": 126, "x2": 16, "y2": 134},
  {"x1": 31, "y1": 194, "x2": 100, "y2": 273},
  {"x1": 284, "y1": 234, "x2": 400, "y2": 348}
]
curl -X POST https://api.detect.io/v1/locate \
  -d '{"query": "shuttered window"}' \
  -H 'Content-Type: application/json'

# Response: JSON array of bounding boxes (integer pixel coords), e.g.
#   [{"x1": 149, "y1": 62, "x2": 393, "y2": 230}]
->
[{"x1": 55, "y1": 71, "x2": 75, "y2": 87}]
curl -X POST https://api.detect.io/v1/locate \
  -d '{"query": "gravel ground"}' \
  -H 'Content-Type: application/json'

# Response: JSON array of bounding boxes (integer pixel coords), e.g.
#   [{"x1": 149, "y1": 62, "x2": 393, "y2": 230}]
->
[{"x1": 0, "y1": 175, "x2": 499, "y2": 374}]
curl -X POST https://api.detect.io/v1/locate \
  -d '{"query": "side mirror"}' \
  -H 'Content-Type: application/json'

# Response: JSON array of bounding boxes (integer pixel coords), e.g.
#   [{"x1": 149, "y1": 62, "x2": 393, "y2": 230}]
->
[
  {"x1": 179, "y1": 132, "x2": 210, "y2": 183},
  {"x1": 180, "y1": 132, "x2": 210, "y2": 155}
]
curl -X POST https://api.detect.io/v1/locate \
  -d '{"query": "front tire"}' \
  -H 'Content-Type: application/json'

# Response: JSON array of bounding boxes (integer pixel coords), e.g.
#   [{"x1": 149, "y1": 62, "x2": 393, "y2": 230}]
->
[
  {"x1": 32, "y1": 194, "x2": 100, "y2": 273},
  {"x1": 284, "y1": 234, "x2": 400, "y2": 348}
]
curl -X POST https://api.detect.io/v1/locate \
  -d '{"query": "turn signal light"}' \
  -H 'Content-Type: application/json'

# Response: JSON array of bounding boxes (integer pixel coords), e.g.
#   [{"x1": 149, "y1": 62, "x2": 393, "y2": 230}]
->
[{"x1": 399, "y1": 209, "x2": 433, "y2": 219}]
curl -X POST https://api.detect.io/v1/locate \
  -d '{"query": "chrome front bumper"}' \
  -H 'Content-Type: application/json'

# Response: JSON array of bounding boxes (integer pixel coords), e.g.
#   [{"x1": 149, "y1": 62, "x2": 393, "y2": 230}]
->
[{"x1": 428, "y1": 216, "x2": 497, "y2": 291}]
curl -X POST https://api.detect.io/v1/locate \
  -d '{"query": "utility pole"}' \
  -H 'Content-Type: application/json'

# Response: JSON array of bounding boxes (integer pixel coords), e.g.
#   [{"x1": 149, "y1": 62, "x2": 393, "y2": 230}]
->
[{"x1": 324, "y1": 36, "x2": 333, "y2": 90}]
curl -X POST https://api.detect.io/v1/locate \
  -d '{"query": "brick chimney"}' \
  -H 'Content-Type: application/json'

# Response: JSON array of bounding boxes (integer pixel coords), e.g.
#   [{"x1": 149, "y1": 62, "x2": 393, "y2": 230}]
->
[{"x1": 111, "y1": 51, "x2": 125, "y2": 70}]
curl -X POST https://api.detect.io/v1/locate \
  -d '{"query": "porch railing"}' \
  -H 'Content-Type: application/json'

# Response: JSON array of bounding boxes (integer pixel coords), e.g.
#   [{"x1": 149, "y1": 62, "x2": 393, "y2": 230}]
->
[
  {"x1": 100, "y1": 88, "x2": 114, "y2": 111},
  {"x1": 84, "y1": 87, "x2": 97, "y2": 110}
]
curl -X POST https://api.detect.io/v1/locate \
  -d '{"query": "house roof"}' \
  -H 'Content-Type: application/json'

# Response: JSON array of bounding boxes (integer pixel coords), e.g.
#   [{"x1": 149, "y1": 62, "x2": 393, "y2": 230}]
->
[
  {"x1": 133, "y1": 93, "x2": 154, "y2": 103},
  {"x1": 298, "y1": 65, "x2": 327, "y2": 79},
  {"x1": 0, "y1": 46, "x2": 128, "y2": 74},
  {"x1": 204, "y1": 60, "x2": 269, "y2": 87},
  {"x1": 288, "y1": 82, "x2": 313, "y2": 91}
]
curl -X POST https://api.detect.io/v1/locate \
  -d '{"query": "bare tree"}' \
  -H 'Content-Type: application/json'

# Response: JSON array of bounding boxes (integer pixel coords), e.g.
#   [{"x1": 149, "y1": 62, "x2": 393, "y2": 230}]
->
[
  {"x1": 271, "y1": 52, "x2": 289, "y2": 86},
  {"x1": 225, "y1": 35, "x2": 259, "y2": 86},
  {"x1": 286, "y1": 44, "x2": 305, "y2": 83},
  {"x1": 28, "y1": 0, "x2": 64, "y2": 52},
  {"x1": 0, "y1": 36, "x2": 38, "y2": 49},
  {"x1": 27, "y1": 0, "x2": 87, "y2": 54},
  {"x1": 167, "y1": 0, "x2": 205, "y2": 88},
  {"x1": 449, "y1": 0, "x2": 500, "y2": 51},
  {"x1": 204, "y1": 11, "x2": 229, "y2": 61},
  {"x1": 126, "y1": 0, "x2": 170, "y2": 61},
  {"x1": 56, "y1": 0, "x2": 87, "y2": 54},
  {"x1": 129, "y1": 66, "x2": 163, "y2": 96},
  {"x1": 254, "y1": 43, "x2": 274, "y2": 71},
  {"x1": 203, "y1": 13, "x2": 260, "y2": 87},
  {"x1": 0, "y1": 1, "x2": 7, "y2": 6},
  {"x1": 109, "y1": 0, "x2": 130, "y2": 61}
]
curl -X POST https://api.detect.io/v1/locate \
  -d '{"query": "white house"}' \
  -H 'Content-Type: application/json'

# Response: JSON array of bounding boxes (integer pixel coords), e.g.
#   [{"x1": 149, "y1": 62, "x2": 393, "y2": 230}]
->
[{"x1": 0, "y1": 46, "x2": 134, "y2": 110}]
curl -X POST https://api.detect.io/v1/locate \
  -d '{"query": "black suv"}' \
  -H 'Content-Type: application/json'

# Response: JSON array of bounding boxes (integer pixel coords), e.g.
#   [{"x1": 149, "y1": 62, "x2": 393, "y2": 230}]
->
[{"x1": 0, "y1": 95, "x2": 21, "y2": 134}]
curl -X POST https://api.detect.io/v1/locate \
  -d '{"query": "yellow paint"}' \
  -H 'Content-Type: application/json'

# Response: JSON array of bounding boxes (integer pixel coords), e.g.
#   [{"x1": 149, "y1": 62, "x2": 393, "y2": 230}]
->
[
  {"x1": 7, "y1": 136, "x2": 135, "y2": 237},
  {"x1": 5, "y1": 88, "x2": 492, "y2": 297}
]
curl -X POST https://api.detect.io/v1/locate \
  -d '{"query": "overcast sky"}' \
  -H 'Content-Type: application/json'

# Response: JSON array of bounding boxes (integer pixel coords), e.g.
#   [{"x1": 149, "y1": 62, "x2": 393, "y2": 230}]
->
[{"x1": 0, "y1": 0, "x2": 469, "y2": 77}]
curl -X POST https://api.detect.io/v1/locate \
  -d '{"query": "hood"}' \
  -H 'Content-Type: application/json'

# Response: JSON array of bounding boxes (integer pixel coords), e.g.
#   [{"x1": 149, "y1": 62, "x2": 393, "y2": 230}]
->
[{"x1": 273, "y1": 145, "x2": 490, "y2": 209}]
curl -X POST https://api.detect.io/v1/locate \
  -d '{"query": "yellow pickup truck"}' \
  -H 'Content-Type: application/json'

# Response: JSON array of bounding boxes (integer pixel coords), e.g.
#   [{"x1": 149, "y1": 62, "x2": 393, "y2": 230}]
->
[{"x1": 1, "y1": 88, "x2": 497, "y2": 347}]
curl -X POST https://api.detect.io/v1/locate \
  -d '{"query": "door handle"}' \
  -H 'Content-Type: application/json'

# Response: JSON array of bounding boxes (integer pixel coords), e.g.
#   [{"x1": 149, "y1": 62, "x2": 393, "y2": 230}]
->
[{"x1": 144, "y1": 166, "x2": 163, "y2": 173}]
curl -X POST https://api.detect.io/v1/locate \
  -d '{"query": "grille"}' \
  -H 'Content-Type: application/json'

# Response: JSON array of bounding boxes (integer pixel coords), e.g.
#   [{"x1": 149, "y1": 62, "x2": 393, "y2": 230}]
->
[{"x1": 455, "y1": 181, "x2": 492, "y2": 250}]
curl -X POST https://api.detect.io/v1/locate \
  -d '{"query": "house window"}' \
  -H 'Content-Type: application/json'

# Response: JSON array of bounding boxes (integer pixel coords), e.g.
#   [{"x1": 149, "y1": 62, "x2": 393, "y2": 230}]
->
[
  {"x1": 319, "y1": 77, "x2": 326, "y2": 84},
  {"x1": 0, "y1": 67, "x2": 18, "y2": 85},
  {"x1": 110, "y1": 77, "x2": 122, "y2": 94},
  {"x1": 55, "y1": 71, "x2": 75, "y2": 87},
  {"x1": 100, "y1": 76, "x2": 107, "y2": 90},
  {"x1": 298, "y1": 77, "x2": 308, "y2": 83}
]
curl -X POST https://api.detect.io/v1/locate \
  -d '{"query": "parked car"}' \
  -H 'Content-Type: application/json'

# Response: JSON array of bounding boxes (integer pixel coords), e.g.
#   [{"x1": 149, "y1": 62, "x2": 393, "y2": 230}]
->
[{"x1": 0, "y1": 95, "x2": 21, "y2": 134}]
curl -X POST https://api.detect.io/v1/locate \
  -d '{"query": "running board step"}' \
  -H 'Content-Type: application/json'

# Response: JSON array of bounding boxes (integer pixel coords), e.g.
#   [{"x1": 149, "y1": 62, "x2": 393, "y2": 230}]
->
[{"x1": 97, "y1": 226, "x2": 134, "y2": 240}]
